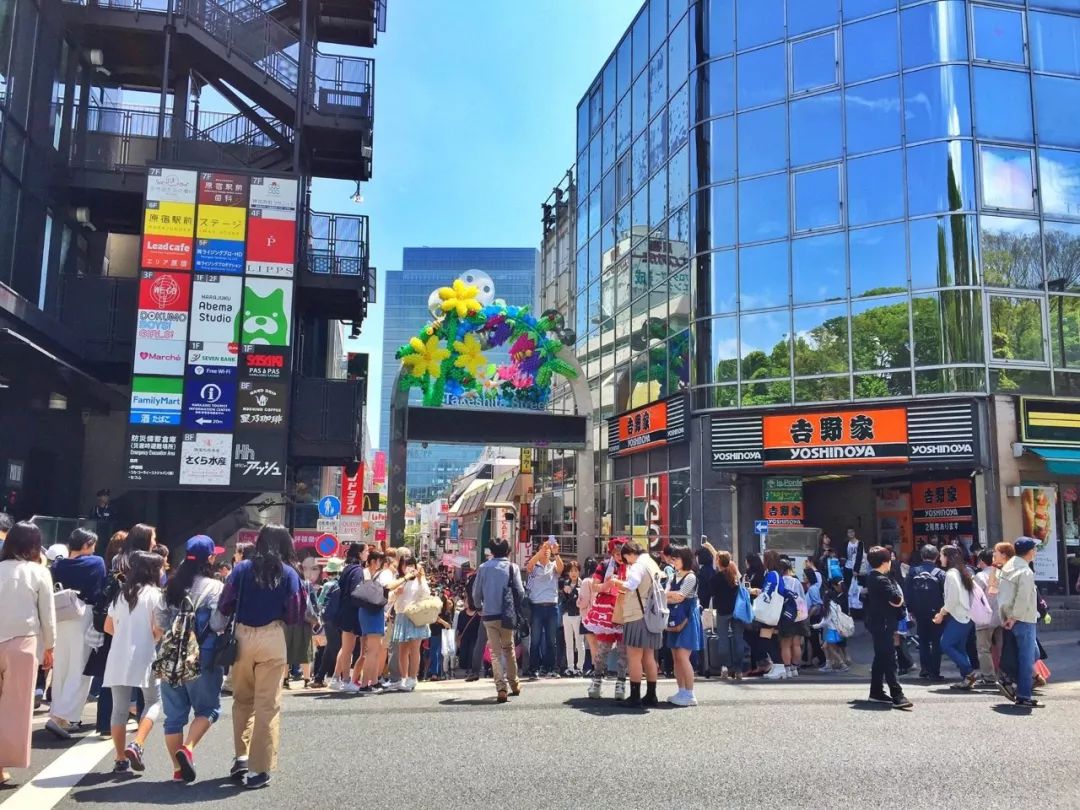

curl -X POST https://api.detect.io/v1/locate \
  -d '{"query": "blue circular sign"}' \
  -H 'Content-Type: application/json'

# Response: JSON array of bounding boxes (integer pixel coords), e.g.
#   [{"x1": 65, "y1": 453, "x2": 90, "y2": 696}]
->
[
  {"x1": 316, "y1": 534, "x2": 339, "y2": 558},
  {"x1": 318, "y1": 495, "x2": 341, "y2": 518}
]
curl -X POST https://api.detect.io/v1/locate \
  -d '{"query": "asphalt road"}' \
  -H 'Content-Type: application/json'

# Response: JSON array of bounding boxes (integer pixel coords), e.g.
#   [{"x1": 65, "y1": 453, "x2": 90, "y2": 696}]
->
[{"x1": 5, "y1": 634, "x2": 1080, "y2": 810}]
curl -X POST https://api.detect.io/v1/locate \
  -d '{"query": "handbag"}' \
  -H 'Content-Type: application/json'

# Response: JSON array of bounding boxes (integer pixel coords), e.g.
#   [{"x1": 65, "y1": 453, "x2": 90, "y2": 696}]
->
[
  {"x1": 213, "y1": 572, "x2": 245, "y2": 669},
  {"x1": 403, "y1": 594, "x2": 443, "y2": 627},
  {"x1": 733, "y1": 584, "x2": 754, "y2": 625},
  {"x1": 752, "y1": 590, "x2": 783, "y2": 626},
  {"x1": 354, "y1": 578, "x2": 387, "y2": 611},
  {"x1": 54, "y1": 583, "x2": 87, "y2": 624}
]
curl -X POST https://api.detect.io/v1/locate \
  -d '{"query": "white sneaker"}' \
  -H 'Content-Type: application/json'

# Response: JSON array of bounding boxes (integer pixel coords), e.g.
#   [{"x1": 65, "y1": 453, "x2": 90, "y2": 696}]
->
[
  {"x1": 385, "y1": 680, "x2": 404, "y2": 691},
  {"x1": 340, "y1": 681, "x2": 360, "y2": 694},
  {"x1": 614, "y1": 680, "x2": 626, "y2": 700},
  {"x1": 763, "y1": 664, "x2": 788, "y2": 680},
  {"x1": 328, "y1": 677, "x2": 343, "y2": 692},
  {"x1": 667, "y1": 690, "x2": 690, "y2": 706},
  {"x1": 587, "y1": 680, "x2": 602, "y2": 699},
  {"x1": 684, "y1": 692, "x2": 698, "y2": 706},
  {"x1": 818, "y1": 664, "x2": 834, "y2": 673},
  {"x1": 403, "y1": 678, "x2": 416, "y2": 692},
  {"x1": 787, "y1": 666, "x2": 799, "y2": 678}
]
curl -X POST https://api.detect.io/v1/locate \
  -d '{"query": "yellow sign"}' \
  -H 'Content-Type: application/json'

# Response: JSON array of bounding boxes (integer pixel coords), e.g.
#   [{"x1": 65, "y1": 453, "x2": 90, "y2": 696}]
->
[
  {"x1": 196, "y1": 204, "x2": 246, "y2": 241},
  {"x1": 519, "y1": 447, "x2": 533, "y2": 474},
  {"x1": 143, "y1": 201, "x2": 195, "y2": 238}
]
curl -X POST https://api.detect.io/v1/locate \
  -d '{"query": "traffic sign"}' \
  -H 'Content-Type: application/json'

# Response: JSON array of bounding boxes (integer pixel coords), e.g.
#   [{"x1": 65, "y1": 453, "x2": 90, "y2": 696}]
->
[
  {"x1": 318, "y1": 495, "x2": 341, "y2": 519},
  {"x1": 754, "y1": 519, "x2": 769, "y2": 535},
  {"x1": 315, "y1": 533, "x2": 340, "y2": 557}
]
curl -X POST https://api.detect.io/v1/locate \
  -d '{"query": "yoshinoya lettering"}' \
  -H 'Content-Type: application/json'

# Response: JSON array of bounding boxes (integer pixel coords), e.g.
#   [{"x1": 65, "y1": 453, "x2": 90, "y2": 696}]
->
[
  {"x1": 910, "y1": 443, "x2": 974, "y2": 455},
  {"x1": 712, "y1": 450, "x2": 764, "y2": 462},
  {"x1": 787, "y1": 445, "x2": 880, "y2": 460}
]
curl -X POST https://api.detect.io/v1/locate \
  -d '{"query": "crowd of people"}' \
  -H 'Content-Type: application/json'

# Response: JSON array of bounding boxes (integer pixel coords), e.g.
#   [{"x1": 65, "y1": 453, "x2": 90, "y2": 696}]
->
[{"x1": 0, "y1": 512, "x2": 1054, "y2": 791}]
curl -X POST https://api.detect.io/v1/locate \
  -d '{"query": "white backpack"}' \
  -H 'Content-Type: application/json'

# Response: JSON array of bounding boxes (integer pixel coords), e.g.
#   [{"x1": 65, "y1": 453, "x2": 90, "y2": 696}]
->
[{"x1": 639, "y1": 572, "x2": 670, "y2": 634}]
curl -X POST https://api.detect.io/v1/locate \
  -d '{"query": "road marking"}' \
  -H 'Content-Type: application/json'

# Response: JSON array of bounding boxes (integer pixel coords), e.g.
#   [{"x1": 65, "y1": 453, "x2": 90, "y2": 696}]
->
[{"x1": 1, "y1": 737, "x2": 114, "y2": 810}]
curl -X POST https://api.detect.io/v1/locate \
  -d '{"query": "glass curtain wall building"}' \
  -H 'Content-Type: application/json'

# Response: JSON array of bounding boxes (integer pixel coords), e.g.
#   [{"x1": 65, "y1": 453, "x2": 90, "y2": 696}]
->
[
  {"x1": 380, "y1": 247, "x2": 537, "y2": 503},
  {"x1": 537, "y1": 0, "x2": 1080, "y2": 572}
]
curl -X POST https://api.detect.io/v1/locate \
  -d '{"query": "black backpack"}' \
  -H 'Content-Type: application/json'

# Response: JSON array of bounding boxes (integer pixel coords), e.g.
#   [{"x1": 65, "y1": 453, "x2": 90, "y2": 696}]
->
[{"x1": 907, "y1": 568, "x2": 944, "y2": 619}]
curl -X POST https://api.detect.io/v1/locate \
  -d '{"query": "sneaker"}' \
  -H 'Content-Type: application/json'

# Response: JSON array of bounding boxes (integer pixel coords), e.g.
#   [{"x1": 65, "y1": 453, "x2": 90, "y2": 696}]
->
[
  {"x1": 385, "y1": 680, "x2": 404, "y2": 692},
  {"x1": 340, "y1": 681, "x2": 360, "y2": 694},
  {"x1": 402, "y1": 678, "x2": 417, "y2": 692},
  {"x1": 124, "y1": 742, "x2": 145, "y2": 772},
  {"x1": 356, "y1": 685, "x2": 373, "y2": 695},
  {"x1": 977, "y1": 676, "x2": 998, "y2": 688},
  {"x1": 668, "y1": 690, "x2": 690, "y2": 706},
  {"x1": 833, "y1": 664, "x2": 850, "y2": 673},
  {"x1": 763, "y1": 664, "x2": 788, "y2": 680},
  {"x1": 786, "y1": 666, "x2": 799, "y2": 678},
  {"x1": 891, "y1": 696, "x2": 914, "y2": 710},
  {"x1": 464, "y1": 674, "x2": 479, "y2": 683},
  {"x1": 683, "y1": 692, "x2": 698, "y2": 706},
  {"x1": 510, "y1": 682, "x2": 522, "y2": 697},
  {"x1": 45, "y1": 718, "x2": 72, "y2": 740},
  {"x1": 172, "y1": 770, "x2": 185, "y2": 782},
  {"x1": 244, "y1": 772, "x2": 271, "y2": 790},
  {"x1": 818, "y1": 664, "x2": 834, "y2": 673},
  {"x1": 642, "y1": 692, "x2": 659, "y2": 707},
  {"x1": 112, "y1": 760, "x2": 131, "y2": 774},
  {"x1": 497, "y1": 690, "x2": 508, "y2": 704},
  {"x1": 564, "y1": 668, "x2": 576, "y2": 678},
  {"x1": 1015, "y1": 697, "x2": 1044, "y2": 708},
  {"x1": 950, "y1": 673, "x2": 977, "y2": 691},
  {"x1": 175, "y1": 745, "x2": 196, "y2": 784},
  {"x1": 614, "y1": 680, "x2": 626, "y2": 700},
  {"x1": 229, "y1": 757, "x2": 249, "y2": 783},
  {"x1": 868, "y1": 692, "x2": 893, "y2": 703},
  {"x1": 587, "y1": 681, "x2": 602, "y2": 699},
  {"x1": 998, "y1": 679, "x2": 1018, "y2": 702},
  {"x1": 328, "y1": 677, "x2": 343, "y2": 692}
]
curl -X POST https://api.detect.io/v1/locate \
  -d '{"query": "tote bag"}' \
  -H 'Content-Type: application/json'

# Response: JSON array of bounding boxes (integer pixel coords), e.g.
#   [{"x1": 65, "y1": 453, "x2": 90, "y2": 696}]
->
[
  {"x1": 752, "y1": 590, "x2": 782, "y2": 626},
  {"x1": 734, "y1": 585, "x2": 754, "y2": 625}
]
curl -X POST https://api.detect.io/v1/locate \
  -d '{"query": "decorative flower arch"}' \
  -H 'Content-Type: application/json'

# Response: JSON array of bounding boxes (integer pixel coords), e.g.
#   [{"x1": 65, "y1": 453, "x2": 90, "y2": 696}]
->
[{"x1": 396, "y1": 279, "x2": 578, "y2": 408}]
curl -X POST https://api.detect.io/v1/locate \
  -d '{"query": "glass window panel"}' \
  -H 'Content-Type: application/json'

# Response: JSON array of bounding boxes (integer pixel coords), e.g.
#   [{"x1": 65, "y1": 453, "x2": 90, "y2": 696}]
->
[
  {"x1": 737, "y1": 0, "x2": 784, "y2": 48},
  {"x1": 633, "y1": 8, "x2": 650, "y2": 77},
  {"x1": 707, "y1": 0, "x2": 735, "y2": 58},
  {"x1": 633, "y1": 72, "x2": 649, "y2": 137},
  {"x1": 617, "y1": 153, "x2": 632, "y2": 206},
  {"x1": 844, "y1": 77, "x2": 902, "y2": 155},
  {"x1": 649, "y1": 169, "x2": 668, "y2": 228},
  {"x1": 914, "y1": 367, "x2": 986, "y2": 395},
  {"x1": 910, "y1": 214, "x2": 979, "y2": 288},
  {"x1": 1030, "y1": 12, "x2": 1080, "y2": 76},
  {"x1": 1040, "y1": 149, "x2": 1080, "y2": 218},
  {"x1": 632, "y1": 135, "x2": 648, "y2": 191},
  {"x1": 707, "y1": 57, "x2": 734, "y2": 118},
  {"x1": 990, "y1": 368, "x2": 1053, "y2": 395},
  {"x1": 794, "y1": 305, "x2": 849, "y2": 375},
  {"x1": 709, "y1": 316, "x2": 738, "y2": 382},
  {"x1": 669, "y1": 13, "x2": 689, "y2": 85},
  {"x1": 847, "y1": 150, "x2": 904, "y2": 225},
  {"x1": 603, "y1": 58, "x2": 616, "y2": 120},
  {"x1": 1032, "y1": 0, "x2": 1080, "y2": 12},
  {"x1": 602, "y1": 116, "x2": 616, "y2": 174},
  {"x1": 855, "y1": 371, "x2": 913, "y2": 399},
  {"x1": 710, "y1": 250, "x2": 737, "y2": 314},
  {"x1": 1050, "y1": 295, "x2": 1080, "y2": 368},
  {"x1": 790, "y1": 91, "x2": 842, "y2": 167},
  {"x1": 737, "y1": 44, "x2": 786, "y2": 108},
  {"x1": 788, "y1": 0, "x2": 839, "y2": 35},
  {"x1": 794, "y1": 376, "x2": 850, "y2": 403},
  {"x1": 741, "y1": 309, "x2": 792, "y2": 381},
  {"x1": 617, "y1": 98, "x2": 632, "y2": 156},
  {"x1": 602, "y1": 169, "x2": 616, "y2": 224},
  {"x1": 590, "y1": 136, "x2": 602, "y2": 190},
  {"x1": 633, "y1": 187, "x2": 648, "y2": 242},
  {"x1": 710, "y1": 183, "x2": 736, "y2": 248},
  {"x1": 649, "y1": 110, "x2": 668, "y2": 174},
  {"x1": 739, "y1": 241, "x2": 789, "y2": 309},
  {"x1": 912, "y1": 289, "x2": 985, "y2": 365},
  {"x1": 669, "y1": 201, "x2": 691, "y2": 247},
  {"x1": 794, "y1": 165, "x2": 842, "y2": 232},
  {"x1": 649, "y1": 49, "x2": 668, "y2": 119},
  {"x1": 577, "y1": 102, "x2": 589, "y2": 154},
  {"x1": 792, "y1": 32, "x2": 838, "y2": 94},
  {"x1": 669, "y1": 82, "x2": 689, "y2": 152},
  {"x1": 1045, "y1": 220, "x2": 1080, "y2": 292},
  {"x1": 990, "y1": 295, "x2": 1046, "y2": 362},
  {"x1": 851, "y1": 223, "x2": 907, "y2": 297},
  {"x1": 843, "y1": 0, "x2": 895, "y2": 20},
  {"x1": 903, "y1": 65, "x2": 971, "y2": 142},
  {"x1": 980, "y1": 145, "x2": 1035, "y2": 211},
  {"x1": 742, "y1": 379, "x2": 793, "y2": 405},
  {"x1": 578, "y1": 147, "x2": 589, "y2": 194},
  {"x1": 901, "y1": 1, "x2": 968, "y2": 68},
  {"x1": 590, "y1": 87, "x2": 603, "y2": 136},
  {"x1": 792, "y1": 231, "x2": 845, "y2": 304},
  {"x1": 588, "y1": 188, "x2": 601, "y2": 236},
  {"x1": 668, "y1": 144, "x2": 690, "y2": 211},
  {"x1": 972, "y1": 6, "x2": 1025, "y2": 65},
  {"x1": 973, "y1": 67, "x2": 1033, "y2": 142},
  {"x1": 737, "y1": 105, "x2": 787, "y2": 175},
  {"x1": 617, "y1": 34, "x2": 633, "y2": 99},
  {"x1": 708, "y1": 117, "x2": 735, "y2": 183},
  {"x1": 852, "y1": 295, "x2": 911, "y2": 371},
  {"x1": 707, "y1": 385, "x2": 740, "y2": 408},
  {"x1": 906, "y1": 140, "x2": 975, "y2": 216},
  {"x1": 670, "y1": 0, "x2": 688, "y2": 29},
  {"x1": 844, "y1": 15, "x2": 899, "y2": 83},
  {"x1": 981, "y1": 215, "x2": 1044, "y2": 289},
  {"x1": 651, "y1": 0, "x2": 668, "y2": 55},
  {"x1": 739, "y1": 174, "x2": 789, "y2": 242},
  {"x1": 1035, "y1": 76, "x2": 1080, "y2": 149}
]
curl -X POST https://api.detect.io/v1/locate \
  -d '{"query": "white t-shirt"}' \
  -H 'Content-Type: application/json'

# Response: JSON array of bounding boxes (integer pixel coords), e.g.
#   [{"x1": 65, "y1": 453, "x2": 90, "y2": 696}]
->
[
  {"x1": 104, "y1": 586, "x2": 163, "y2": 689},
  {"x1": 845, "y1": 540, "x2": 860, "y2": 570}
]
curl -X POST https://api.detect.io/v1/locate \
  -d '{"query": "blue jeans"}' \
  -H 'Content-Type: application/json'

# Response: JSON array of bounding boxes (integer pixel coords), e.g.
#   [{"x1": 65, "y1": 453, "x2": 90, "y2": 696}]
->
[
  {"x1": 529, "y1": 603, "x2": 559, "y2": 673},
  {"x1": 940, "y1": 617, "x2": 973, "y2": 677},
  {"x1": 1011, "y1": 620, "x2": 1039, "y2": 700},
  {"x1": 160, "y1": 667, "x2": 224, "y2": 735},
  {"x1": 427, "y1": 640, "x2": 443, "y2": 678}
]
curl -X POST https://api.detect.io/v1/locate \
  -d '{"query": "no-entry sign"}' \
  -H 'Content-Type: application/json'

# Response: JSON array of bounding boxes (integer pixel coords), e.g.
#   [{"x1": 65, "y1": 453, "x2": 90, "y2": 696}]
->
[{"x1": 315, "y1": 533, "x2": 340, "y2": 557}]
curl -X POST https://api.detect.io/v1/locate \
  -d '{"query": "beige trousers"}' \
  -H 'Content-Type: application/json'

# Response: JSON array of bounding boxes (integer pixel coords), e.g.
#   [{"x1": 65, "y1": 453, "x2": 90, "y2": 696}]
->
[
  {"x1": 483, "y1": 620, "x2": 519, "y2": 694},
  {"x1": 231, "y1": 622, "x2": 287, "y2": 773},
  {"x1": 0, "y1": 636, "x2": 38, "y2": 768}
]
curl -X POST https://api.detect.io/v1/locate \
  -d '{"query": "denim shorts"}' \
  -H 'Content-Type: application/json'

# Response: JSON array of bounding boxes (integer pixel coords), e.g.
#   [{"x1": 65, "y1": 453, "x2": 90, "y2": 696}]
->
[{"x1": 160, "y1": 667, "x2": 225, "y2": 735}]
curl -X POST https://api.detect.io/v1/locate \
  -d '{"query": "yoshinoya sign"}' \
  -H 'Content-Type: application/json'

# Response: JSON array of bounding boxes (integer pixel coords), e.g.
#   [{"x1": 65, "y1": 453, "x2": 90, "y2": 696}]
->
[
  {"x1": 711, "y1": 402, "x2": 978, "y2": 469},
  {"x1": 607, "y1": 394, "x2": 688, "y2": 457}
]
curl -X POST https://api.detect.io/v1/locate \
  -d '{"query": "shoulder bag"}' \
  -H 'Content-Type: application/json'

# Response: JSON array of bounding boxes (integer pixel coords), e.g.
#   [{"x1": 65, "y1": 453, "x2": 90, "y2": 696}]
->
[
  {"x1": 54, "y1": 582, "x2": 87, "y2": 624},
  {"x1": 213, "y1": 572, "x2": 245, "y2": 669}
]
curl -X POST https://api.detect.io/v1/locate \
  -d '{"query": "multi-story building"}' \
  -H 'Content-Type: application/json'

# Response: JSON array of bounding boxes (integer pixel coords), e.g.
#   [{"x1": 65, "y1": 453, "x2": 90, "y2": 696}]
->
[
  {"x1": 536, "y1": 0, "x2": 1080, "y2": 593},
  {"x1": 0, "y1": 0, "x2": 380, "y2": 541},
  {"x1": 380, "y1": 246, "x2": 537, "y2": 503}
]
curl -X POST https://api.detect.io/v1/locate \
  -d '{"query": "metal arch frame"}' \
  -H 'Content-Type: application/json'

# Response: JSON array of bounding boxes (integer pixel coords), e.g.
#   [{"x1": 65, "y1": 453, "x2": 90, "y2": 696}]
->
[{"x1": 387, "y1": 346, "x2": 595, "y2": 561}]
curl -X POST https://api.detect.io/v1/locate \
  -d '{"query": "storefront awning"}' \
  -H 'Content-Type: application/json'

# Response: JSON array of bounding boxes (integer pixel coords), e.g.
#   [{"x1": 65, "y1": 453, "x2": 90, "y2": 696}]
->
[{"x1": 1029, "y1": 447, "x2": 1080, "y2": 476}]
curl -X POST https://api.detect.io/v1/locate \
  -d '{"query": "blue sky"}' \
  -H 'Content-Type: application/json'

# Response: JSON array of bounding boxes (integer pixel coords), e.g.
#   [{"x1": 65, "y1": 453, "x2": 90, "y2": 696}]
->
[{"x1": 311, "y1": 1, "x2": 640, "y2": 444}]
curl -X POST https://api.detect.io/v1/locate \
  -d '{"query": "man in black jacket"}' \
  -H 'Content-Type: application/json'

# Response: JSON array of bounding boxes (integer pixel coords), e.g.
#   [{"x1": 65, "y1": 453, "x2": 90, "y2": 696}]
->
[
  {"x1": 865, "y1": 546, "x2": 913, "y2": 710},
  {"x1": 904, "y1": 544, "x2": 946, "y2": 680}
]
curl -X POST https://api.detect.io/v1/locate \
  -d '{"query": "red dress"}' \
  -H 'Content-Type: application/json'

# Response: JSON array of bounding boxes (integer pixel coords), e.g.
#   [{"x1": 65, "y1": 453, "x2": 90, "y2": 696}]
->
[{"x1": 583, "y1": 561, "x2": 626, "y2": 642}]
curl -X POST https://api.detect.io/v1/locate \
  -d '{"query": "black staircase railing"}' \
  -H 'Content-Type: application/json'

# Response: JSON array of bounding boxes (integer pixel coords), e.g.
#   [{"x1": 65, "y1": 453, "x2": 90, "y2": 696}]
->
[{"x1": 305, "y1": 211, "x2": 368, "y2": 277}]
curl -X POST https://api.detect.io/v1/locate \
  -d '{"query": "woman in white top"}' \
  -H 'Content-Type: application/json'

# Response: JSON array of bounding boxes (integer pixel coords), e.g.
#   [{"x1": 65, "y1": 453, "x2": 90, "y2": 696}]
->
[
  {"x1": 104, "y1": 551, "x2": 165, "y2": 773},
  {"x1": 388, "y1": 557, "x2": 431, "y2": 691},
  {"x1": 932, "y1": 545, "x2": 976, "y2": 690},
  {"x1": 0, "y1": 522, "x2": 56, "y2": 785}
]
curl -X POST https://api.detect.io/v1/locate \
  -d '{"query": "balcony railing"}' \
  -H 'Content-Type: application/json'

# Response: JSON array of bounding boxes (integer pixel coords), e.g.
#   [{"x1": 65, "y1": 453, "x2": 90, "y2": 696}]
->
[{"x1": 305, "y1": 210, "x2": 368, "y2": 277}]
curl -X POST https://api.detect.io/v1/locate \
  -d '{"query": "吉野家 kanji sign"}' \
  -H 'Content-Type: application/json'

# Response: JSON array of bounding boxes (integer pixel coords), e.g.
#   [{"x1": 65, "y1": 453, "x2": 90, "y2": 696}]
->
[{"x1": 607, "y1": 394, "x2": 688, "y2": 457}]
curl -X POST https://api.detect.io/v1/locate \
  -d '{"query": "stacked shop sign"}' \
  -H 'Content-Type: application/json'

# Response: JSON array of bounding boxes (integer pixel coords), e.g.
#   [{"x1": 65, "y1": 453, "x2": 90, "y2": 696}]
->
[{"x1": 126, "y1": 167, "x2": 299, "y2": 491}]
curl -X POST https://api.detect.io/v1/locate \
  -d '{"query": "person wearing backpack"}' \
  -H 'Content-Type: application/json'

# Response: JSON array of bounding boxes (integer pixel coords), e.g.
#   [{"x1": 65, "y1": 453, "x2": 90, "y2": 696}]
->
[
  {"x1": 864, "y1": 546, "x2": 913, "y2": 710},
  {"x1": 931, "y1": 545, "x2": 978, "y2": 691},
  {"x1": 610, "y1": 541, "x2": 665, "y2": 709},
  {"x1": 154, "y1": 535, "x2": 225, "y2": 783},
  {"x1": 904, "y1": 544, "x2": 946, "y2": 681},
  {"x1": 472, "y1": 538, "x2": 525, "y2": 703}
]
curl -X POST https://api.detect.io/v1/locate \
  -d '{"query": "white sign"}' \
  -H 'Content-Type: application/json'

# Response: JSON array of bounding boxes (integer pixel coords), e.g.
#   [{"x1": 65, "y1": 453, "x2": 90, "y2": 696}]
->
[
  {"x1": 146, "y1": 167, "x2": 198, "y2": 204},
  {"x1": 133, "y1": 340, "x2": 186, "y2": 375},
  {"x1": 338, "y1": 516, "x2": 363, "y2": 543},
  {"x1": 190, "y1": 275, "x2": 242, "y2": 344},
  {"x1": 248, "y1": 176, "x2": 298, "y2": 213},
  {"x1": 179, "y1": 432, "x2": 232, "y2": 486},
  {"x1": 316, "y1": 518, "x2": 339, "y2": 533},
  {"x1": 187, "y1": 341, "x2": 239, "y2": 368}
]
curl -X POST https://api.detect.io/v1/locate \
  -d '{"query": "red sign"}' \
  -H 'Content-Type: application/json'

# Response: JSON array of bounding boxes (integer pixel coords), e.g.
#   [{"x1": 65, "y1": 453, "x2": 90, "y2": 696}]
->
[
  {"x1": 138, "y1": 271, "x2": 191, "y2": 312},
  {"x1": 315, "y1": 534, "x2": 340, "y2": 557},
  {"x1": 245, "y1": 215, "x2": 296, "y2": 265},
  {"x1": 373, "y1": 451, "x2": 387, "y2": 484},
  {"x1": 761, "y1": 407, "x2": 909, "y2": 467},
  {"x1": 198, "y1": 172, "x2": 249, "y2": 207},
  {"x1": 341, "y1": 464, "x2": 363, "y2": 516},
  {"x1": 631, "y1": 474, "x2": 669, "y2": 553},
  {"x1": 141, "y1": 234, "x2": 193, "y2": 270}
]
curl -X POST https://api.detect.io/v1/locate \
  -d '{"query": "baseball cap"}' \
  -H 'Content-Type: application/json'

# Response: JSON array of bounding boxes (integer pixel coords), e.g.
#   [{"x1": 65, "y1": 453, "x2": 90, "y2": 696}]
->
[
  {"x1": 44, "y1": 543, "x2": 68, "y2": 562},
  {"x1": 1014, "y1": 537, "x2": 1038, "y2": 555},
  {"x1": 325, "y1": 558, "x2": 344, "y2": 574},
  {"x1": 186, "y1": 535, "x2": 226, "y2": 562}
]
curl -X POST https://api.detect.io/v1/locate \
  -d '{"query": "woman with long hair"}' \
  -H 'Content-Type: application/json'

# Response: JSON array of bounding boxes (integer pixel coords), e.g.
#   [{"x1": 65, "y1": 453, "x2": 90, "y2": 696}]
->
[
  {"x1": 115, "y1": 524, "x2": 156, "y2": 574},
  {"x1": 357, "y1": 550, "x2": 408, "y2": 692},
  {"x1": 216, "y1": 524, "x2": 303, "y2": 789},
  {"x1": 664, "y1": 544, "x2": 703, "y2": 706},
  {"x1": 387, "y1": 556, "x2": 431, "y2": 692},
  {"x1": 103, "y1": 550, "x2": 165, "y2": 773},
  {"x1": 711, "y1": 550, "x2": 746, "y2": 679},
  {"x1": 743, "y1": 552, "x2": 770, "y2": 676},
  {"x1": 583, "y1": 541, "x2": 628, "y2": 700},
  {"x1": 330, "y1": 543, "x2": 366, "y2": 693},
  {"x1": 760, "y1": 550, "x2": 788, "y2": 680},
  {"x1": 559, "y1": 560, "x2": 585, "y2": 676},
  {"x1": 933, "y1": 544, "x2": 977, "y2": 690},
  {"x1": 155, "y1": 536, "x2": 225, "y2": 784},
  {"x1": 610, "y1": 541, "x2": 664, "y2": 708},
  {"x1": 87, "y1": 530, "x2": 128, "y2": 737},
  {"x1": 0, "y1": 523, "x2": 56, "y2": 786}
]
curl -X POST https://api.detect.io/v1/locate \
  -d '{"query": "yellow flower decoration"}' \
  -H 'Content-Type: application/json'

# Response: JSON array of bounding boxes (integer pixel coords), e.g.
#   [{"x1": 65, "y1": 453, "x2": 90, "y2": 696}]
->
[
  {"x1": 452, "y1": 333, "x2": 488, "y2": 377},
  {"x1": 401, "y1": 335, "x2": 450, "y2": 378},
  {"x1": 438, "y1": 279, "x2": 483, "y2": 318}
]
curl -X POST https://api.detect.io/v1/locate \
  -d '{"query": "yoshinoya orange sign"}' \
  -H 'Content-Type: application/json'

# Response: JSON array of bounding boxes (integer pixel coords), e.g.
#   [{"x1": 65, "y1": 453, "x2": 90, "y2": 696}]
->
[
  {"x1": 607, "y1": 394, "x2": 687, "y2": 457},
  {"x1": 762, "y1": 408, "x2": 908, "y2": 466}
]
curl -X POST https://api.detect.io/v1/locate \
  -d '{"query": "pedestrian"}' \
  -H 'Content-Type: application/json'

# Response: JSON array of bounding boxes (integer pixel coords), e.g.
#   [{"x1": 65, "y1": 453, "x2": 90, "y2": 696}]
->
[
  {"x1": 330, "y1": 543, "x2": 366, "y2": 693},
  {"x1": 119, "y1": 524, "x2": 157, "y2": 571},
  {"x1": 709, "y1": 549, "x2": 746, "y2": 679},
  {"x1": 904, "y1": 544, "x2": 946, "y2": 681},
  {"x1": 283, "y1": 563, "x2": 317, "y2": 690},
  {"x1": 583, "y1": 540, "x2": 628, "y2": 700},
  {"x1": 387, "y1": 556, "x2": 432, "y2": 692},
  {"x1": 759, "y1": 550, "x2": 787, "y2": 681},
  {"x1": 86, "y1": 531, "x2": 127, "y2": 738},
  {"x1": 559, "y1": 560, "x2": 585, "y2": 676},
  {"x1": 156, "y1": 536, "x2": 225, "y2": 783},
  {"x1": 864, "y1": 546, "x2": 913, "y2": 710},
  {"x1": 814, "y1": 579, "x2": 850, "y2": 672},
  {"x1": 0, "y1": 522, "x2": 56, "y2": 786},
  {"x1": 577, "y1": 557, "x2": 598, "y2": 675},
  {"x1": 426, "y1": 592, "x2": 454, "y2": 681},
  {"x1": 471, "y1": 538, "x2": 524, "y2": 703},
  {"x1": 887, "y1": 549, "x2": 914, "y2": 675},
  {"x1": 997, "y1": 538, "x2": 1042, "y2": 708},
  {"x1": 932, "y1": 545, "x2": 977, "y2": 691},
  {"x1": 217, "y1": 524, "x2": 304, "y2": 789},
  {"x1": 455, "y1": 599, "x2": 481, "y2": 681},
  {"x1": 103, "y1": 550, "x2": 165, "y2": 773},
  {"x1": 777, "y1": 559, "x2": 809, "y2": 678},
  {"x1": 610, "y1": 541, "x2": 663, "y2": 708},
  {"x1": 743, "y1": 552, "x2": 772, "y2": 676},
  {"x1": 525, "y1": 537, "x2": 564, "y2": 678},
  {"x1": 356, "y1": 550, "x2": 396, "y2": 692},
  {"x1": 973, "y1": 549, "x2": 1002, "y2": 687},
  {"x1": 311, "y1": 558, "x2": 343, "y2": 688},
  {"x1": 842, "y1": 527, "x2": 866, "y2": 591},
  {"x1": 664, "y1": 544, "x2": 702, "y2": 706},
  {"x1": 47, "y1": 528, "x2": 106, "y2": 740}
]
